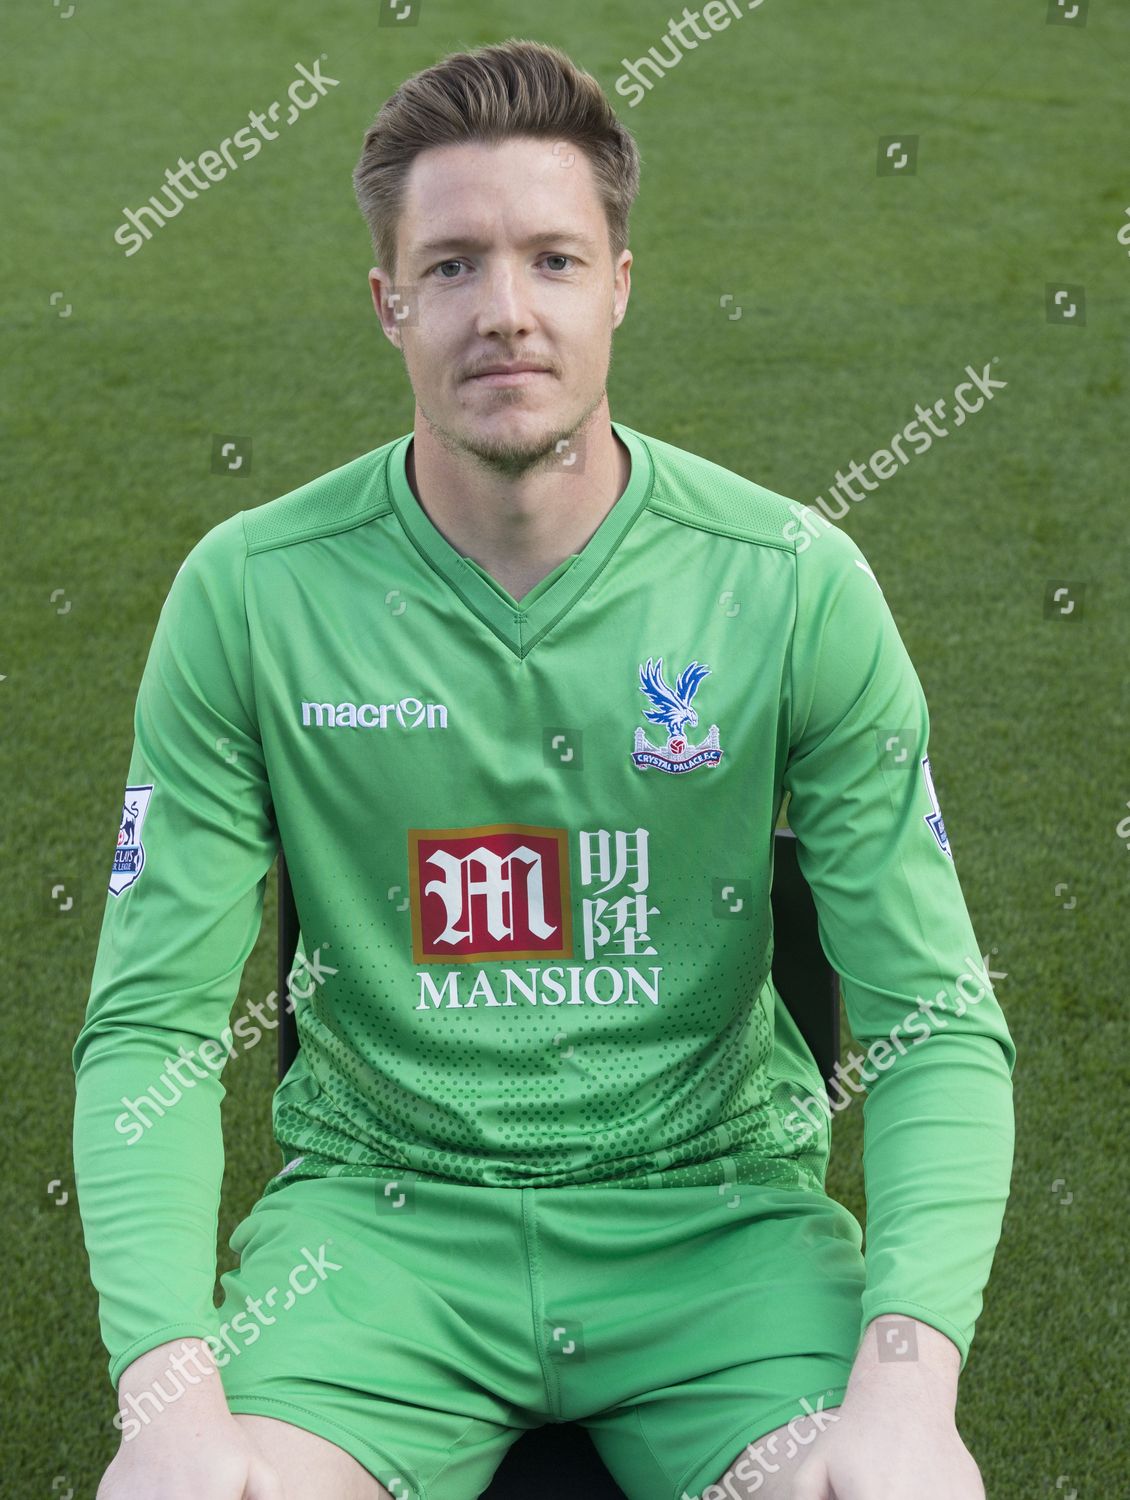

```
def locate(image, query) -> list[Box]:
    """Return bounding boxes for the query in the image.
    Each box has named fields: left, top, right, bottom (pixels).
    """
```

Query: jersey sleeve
left=781, top=520, right=1016, bottom=1374
left=71, top=512, right=279, bottom=1391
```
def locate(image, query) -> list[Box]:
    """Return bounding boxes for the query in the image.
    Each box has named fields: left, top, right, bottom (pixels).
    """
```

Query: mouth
left=466, top=367, right=553, bottom=386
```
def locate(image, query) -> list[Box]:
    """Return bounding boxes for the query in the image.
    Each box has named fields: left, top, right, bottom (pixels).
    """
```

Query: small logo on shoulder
left=631, top=657, right=723, bottom=774
left=110, top=784, right=154, bottom=895
left=920, top=756, right=952, bottom=858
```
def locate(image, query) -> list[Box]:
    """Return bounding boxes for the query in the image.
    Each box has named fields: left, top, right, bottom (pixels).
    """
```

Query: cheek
left=561, top=313, right=604, bottom=356
left=405, top=332, right=446, bottom=383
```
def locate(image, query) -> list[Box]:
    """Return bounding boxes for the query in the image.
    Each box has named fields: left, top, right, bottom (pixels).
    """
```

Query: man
left=75, top=38, right=1015, bottom=1500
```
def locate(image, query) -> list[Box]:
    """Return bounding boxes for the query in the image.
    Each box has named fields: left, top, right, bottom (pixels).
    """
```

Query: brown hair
left=352, top=38, right=641, bottom=282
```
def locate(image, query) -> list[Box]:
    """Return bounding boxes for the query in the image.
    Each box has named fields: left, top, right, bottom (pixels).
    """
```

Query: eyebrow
left=411, top=230, right=598, bottom=259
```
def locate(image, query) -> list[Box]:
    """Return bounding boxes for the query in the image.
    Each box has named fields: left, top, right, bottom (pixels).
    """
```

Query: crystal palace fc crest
left=630, top=657, right=724, bottom=774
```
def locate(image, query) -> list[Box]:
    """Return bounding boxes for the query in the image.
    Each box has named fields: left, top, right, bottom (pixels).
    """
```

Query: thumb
left=243, top=1453, right=288, bottom=1500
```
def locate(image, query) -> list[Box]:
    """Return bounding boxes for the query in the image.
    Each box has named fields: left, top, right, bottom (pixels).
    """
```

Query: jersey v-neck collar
left=461, top=549, right=579, bottom=610
left=385, top=421, right=654, bottom=659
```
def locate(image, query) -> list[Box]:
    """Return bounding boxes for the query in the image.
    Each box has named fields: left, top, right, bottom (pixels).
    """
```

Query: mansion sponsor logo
left=409, top=824, right=663, bottom=1008
left=415, top=963, right=663, bottom=1009
left=300, top=696, right=448, bottom=729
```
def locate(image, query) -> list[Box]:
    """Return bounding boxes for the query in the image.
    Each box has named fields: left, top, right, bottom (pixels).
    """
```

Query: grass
left=2, top=0, right=1127, bottom=1494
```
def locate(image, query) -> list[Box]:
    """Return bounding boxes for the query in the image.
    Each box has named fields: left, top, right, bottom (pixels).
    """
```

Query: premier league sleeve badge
left=110, top=783, right=155, bottom=895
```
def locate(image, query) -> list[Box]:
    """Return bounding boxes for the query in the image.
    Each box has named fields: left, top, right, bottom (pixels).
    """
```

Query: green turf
left=3, top=0, right=1128, bottom=1493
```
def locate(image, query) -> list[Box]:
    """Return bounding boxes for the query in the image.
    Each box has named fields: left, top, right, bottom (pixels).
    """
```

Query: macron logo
left=301, top=697, right=449, bottom=730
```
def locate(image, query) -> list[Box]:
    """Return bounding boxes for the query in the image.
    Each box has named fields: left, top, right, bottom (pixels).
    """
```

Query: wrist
left=117, top=1336, right=227, bottom=1408
left=846, top=1315, right=961, bottom=1414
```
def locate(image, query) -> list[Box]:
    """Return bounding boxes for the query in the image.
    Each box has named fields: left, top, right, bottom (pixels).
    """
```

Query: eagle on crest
left=637, top=657, right=711, bottom=738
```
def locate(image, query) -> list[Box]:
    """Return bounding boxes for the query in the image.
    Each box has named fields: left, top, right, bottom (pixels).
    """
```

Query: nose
left=472, top=257, right=536, bottom=342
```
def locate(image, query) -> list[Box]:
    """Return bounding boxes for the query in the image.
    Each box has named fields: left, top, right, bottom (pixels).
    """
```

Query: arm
left=850, top=1314, right=959, bottom=1406
left=780, top=523, right=1014, bottom=1496
left=72, top=512, right=279, bottom=1393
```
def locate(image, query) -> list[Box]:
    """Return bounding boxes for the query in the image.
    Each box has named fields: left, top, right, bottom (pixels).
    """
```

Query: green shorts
left=216, top=1173, right=866, bottom=1500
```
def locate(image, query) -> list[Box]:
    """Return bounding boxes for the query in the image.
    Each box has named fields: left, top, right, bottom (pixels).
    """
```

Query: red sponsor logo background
left=408, top=824, right=573, bottom=964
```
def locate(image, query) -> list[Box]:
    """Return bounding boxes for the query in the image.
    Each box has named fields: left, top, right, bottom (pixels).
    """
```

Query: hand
left=96, top=1411, right=286, bottom=1499
left=790, top=1383, right=985, bottom=1499
left=98, top=1338, right=285, bottom=1499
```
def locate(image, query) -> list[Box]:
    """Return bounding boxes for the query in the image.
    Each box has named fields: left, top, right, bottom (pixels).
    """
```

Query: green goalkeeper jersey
left=72, top=421, right=1015, bottom=1389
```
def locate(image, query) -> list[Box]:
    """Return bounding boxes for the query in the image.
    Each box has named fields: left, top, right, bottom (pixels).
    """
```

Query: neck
left=404, top=402, right=631, bottom=600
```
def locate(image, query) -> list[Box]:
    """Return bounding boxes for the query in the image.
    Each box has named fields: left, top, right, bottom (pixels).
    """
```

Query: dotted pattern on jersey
left=243, top=444, right=396, bottom=555
left=245, top=425, right=834, bottom=1201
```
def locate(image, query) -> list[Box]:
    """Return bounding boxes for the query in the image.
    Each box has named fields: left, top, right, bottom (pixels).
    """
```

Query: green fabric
left=460, top=550, right=579, bottom=609
left=73, top=421, right=1015, bottom=1389
left=211, top=1174, right=866, bottom=1499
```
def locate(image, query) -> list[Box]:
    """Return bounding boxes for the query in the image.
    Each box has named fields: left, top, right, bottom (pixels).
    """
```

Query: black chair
left=274, top=826, right=840, bottom=1499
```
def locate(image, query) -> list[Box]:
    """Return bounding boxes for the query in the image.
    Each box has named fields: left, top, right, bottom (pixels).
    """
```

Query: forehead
left=399, top=136, right=604, bottom=240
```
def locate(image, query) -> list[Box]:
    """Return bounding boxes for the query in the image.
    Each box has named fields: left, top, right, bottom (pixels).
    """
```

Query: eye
left=427, top=254, right=576, bottom=279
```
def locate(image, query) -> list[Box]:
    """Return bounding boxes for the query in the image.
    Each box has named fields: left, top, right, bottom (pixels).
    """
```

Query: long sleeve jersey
left=72, top=421, right=1016, bottom=1390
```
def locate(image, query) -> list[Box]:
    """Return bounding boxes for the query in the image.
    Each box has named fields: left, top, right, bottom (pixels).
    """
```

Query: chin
left=460, top=412, right=576, bottom=471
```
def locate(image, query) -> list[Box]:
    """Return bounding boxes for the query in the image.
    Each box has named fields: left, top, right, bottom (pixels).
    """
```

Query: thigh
left=215, top=1173, right=545, bottom=1500
left=541, top=1181, right=865, bottom=1500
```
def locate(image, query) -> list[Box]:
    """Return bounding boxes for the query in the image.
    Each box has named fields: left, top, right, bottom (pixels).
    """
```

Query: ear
left=368, top=266, right=414, bottom=347
left=612, top=248, right=632, bottom=330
